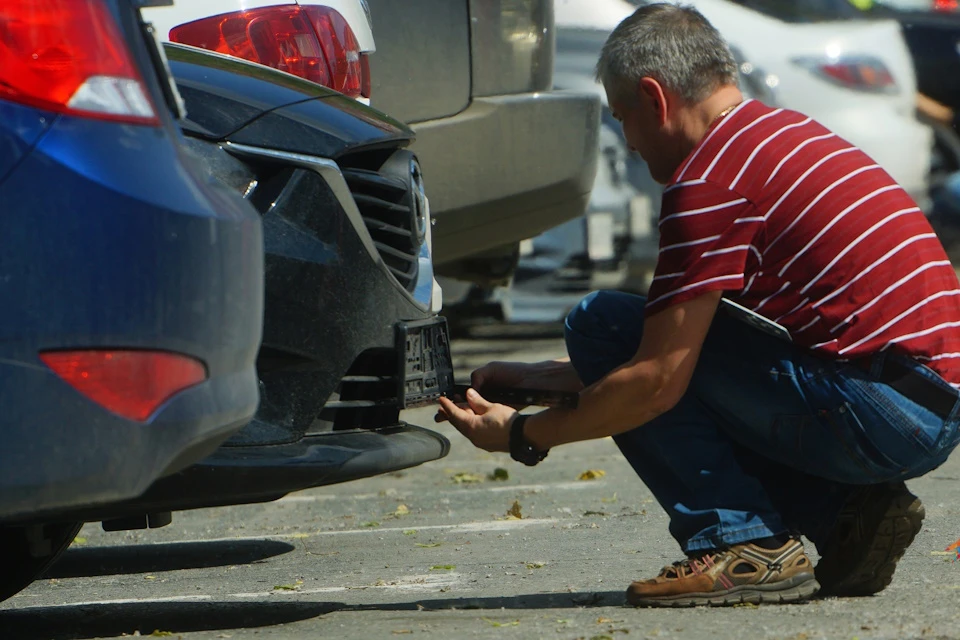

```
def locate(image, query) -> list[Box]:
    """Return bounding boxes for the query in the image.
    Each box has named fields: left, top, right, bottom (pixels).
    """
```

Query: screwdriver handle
left=449, top=384, right=579, bottom=409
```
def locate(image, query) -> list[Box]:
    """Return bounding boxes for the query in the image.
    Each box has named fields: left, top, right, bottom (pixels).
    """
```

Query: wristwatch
left=509, top=413, right=549, bottom=467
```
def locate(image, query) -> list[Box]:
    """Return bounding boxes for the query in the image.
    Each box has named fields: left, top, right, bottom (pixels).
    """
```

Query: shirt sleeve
left=645, top=181, right=762, bottom=317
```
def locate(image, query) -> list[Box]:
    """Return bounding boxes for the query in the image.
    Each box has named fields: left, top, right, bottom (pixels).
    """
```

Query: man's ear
left=638, top=77, right=669, bottom=127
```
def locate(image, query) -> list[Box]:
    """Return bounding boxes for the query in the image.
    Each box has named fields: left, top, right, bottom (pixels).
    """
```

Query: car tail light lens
left=170, top=5, right=367, bottom=99
left=0, top=0, right=158, bottom=124
left=934, top=0, right=958, bottom=11
left=793, top=55, right=898, bottom=94
left=40, top=350, right=207, bottom=422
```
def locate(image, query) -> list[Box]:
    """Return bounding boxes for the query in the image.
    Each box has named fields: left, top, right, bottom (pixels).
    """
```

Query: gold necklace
left=712, top=103, right=740, bottom=124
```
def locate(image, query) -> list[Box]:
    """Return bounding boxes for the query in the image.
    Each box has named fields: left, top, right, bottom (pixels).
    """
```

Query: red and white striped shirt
left=647, top=99, right=960, bottom=386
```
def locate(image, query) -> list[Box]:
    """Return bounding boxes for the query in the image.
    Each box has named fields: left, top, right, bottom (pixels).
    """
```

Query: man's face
left=605, top=82, right=675, bottom=185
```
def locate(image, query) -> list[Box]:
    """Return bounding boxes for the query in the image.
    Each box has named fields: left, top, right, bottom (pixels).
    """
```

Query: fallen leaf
left=483, top=618, right=520, bottom=628
left=589, top=635, right=614, bottom=640
left=288, top=533, right=311, bottom=539
left=578, top=469, right=606, bottom=481
left=361, top=521, right=381, bottom=528
left=273, top=579, right=304, bottom=591
left=416, top=604, right=425, bottom=611
left=452, top=472, right=485, bottom=484
left=525, top=562, right=546, bottom=569
left=149, top=631, right=174, bottom=637
left=488, top=467, right=510, bottom=481
left=505, top=500, right=523, bottom=520
left=600, top=493, right=618, bottom=504
left=597, top=617, right=613, bottom=624
left=144, top=575, right=156, bottom=581
left=430, top=565, right=455, bottom=571
left=416, top=543, right=442, bottom=548
left=393, top=504, right=410, bottom=516
left=556, top=619, right=570, bottom=624
left=402, top=529, right=418, bottom=536
left=72, top=537, right=87, bottom=545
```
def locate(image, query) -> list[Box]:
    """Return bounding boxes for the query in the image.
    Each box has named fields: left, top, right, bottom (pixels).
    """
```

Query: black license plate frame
left=397, top=317, right=455, bottom=409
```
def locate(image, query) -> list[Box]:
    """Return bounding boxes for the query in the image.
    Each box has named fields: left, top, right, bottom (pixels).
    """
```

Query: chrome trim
left=223, top=142, right=432, bottom=309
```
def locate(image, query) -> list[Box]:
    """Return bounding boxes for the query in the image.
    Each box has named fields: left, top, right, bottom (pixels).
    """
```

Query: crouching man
left=437, top=3, right=960, bottom=607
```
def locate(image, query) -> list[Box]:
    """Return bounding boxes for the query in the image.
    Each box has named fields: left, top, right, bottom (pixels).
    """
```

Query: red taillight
left=934, top=0, right=958, bottom=11
left=170, top=5, right=367, bottom=99
left=0, top=0, right=158, bottom=124
left=793, top=55, right=897, bottom=94
left=40, top=350, right=207, bottom=422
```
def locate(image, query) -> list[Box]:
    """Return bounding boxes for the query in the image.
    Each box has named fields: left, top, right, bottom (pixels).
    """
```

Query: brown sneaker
left=626, top=538, right=819, bottom=607
left=816, top=481, right=925, bottom=597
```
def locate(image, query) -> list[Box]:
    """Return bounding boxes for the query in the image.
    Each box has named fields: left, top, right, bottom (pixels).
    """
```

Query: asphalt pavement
left=1, top=323, right=959, bottom=640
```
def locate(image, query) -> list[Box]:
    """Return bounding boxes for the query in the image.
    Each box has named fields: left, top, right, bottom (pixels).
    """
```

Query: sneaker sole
left=627, top=574, right=820, bottom=608
left=818, top=488, right=925, bottom=597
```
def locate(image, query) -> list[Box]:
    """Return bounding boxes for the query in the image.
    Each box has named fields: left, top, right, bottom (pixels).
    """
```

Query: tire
left=0, top=521, right=83, bottom=603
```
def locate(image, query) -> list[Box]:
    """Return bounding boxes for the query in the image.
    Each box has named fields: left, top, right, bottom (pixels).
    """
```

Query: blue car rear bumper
left=0, top=109, right=263, bottom=522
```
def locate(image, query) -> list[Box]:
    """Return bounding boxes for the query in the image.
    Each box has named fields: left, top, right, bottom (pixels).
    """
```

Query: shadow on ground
left=0, top=591, right=625, bottom=639
left=43, top=539, right=297, bottom=578
left=0, top=600, right=336, bottom=640
left=354, top=590, right=626, bottom=611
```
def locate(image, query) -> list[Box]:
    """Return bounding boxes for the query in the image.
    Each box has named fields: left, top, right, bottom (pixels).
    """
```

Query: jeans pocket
left=847, top=376, right=945, bottom=454
left=820, top=402, right=905, bottom=482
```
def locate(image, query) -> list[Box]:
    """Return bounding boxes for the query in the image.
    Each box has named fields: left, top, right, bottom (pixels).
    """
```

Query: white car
left=555, top=0, right=934, bottom=209
left=142, top=0, right=375, bottom=102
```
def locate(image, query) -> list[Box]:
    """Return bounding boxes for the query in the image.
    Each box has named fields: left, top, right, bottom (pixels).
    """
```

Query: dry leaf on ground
left=488, top=467, right=510, bottom=481
left=273, top=579, right=304, bottom=591
left=578, top=469, right=606, bottom=481
left=451, top=472, right=485, bottom=484
left=505, top=500, right=523, bottom=519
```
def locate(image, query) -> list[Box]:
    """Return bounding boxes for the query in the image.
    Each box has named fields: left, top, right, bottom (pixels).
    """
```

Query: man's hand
left=436, top=388, right=516, bottom=453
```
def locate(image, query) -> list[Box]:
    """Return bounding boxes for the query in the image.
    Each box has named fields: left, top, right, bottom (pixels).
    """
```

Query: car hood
left=166, top=43, right=413, bottom=155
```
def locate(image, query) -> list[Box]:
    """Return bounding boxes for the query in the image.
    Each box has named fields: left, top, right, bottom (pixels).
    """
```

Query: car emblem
left=410, top=159, right=428, bottom=245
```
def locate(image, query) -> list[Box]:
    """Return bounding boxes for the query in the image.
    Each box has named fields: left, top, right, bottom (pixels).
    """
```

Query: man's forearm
left=520, top=358, right=584, bottom=392
left=522, top=358, right=678, bottom=450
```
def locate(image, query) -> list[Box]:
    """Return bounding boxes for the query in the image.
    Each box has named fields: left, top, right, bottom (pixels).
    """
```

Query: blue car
left=0, top=0, right=263, bottom=601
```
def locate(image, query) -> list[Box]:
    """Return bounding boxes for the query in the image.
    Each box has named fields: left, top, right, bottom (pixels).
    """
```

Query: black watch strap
left=509, top=413, right=549, bottom=467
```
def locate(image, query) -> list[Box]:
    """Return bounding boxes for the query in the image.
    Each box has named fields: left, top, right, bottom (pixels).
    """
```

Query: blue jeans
left=564, top=291, right=960, bottom=554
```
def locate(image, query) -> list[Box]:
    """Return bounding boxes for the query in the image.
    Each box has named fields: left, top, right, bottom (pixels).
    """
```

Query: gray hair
left=596, top=3, right=739, bottom=104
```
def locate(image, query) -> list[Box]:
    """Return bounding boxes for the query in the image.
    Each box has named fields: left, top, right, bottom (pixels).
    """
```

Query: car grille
left=340, top=151, right=426, bottom=293
left=308, top=349, right=401, bottom=433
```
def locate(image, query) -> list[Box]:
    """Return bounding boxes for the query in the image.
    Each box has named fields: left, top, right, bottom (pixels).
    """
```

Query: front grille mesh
left=309, top=349, right=400, bottom=433
left=341, top=167, right=419, bottom=292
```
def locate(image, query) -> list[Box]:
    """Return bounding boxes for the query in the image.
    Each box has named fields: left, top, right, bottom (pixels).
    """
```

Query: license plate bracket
left=397, top=318, right=454, bottom=409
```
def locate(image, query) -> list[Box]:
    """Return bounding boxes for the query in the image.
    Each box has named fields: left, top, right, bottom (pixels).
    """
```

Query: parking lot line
left=276, top=481, right=599, bottom=504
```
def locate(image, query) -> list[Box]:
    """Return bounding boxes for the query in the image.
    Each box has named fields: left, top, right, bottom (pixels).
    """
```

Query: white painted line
left=66, top=517, right=558, bottom=551
left=276, top=481, right=599, bottom=503
left=483, top=482, right=596, bottom=493
left=303, top=517, right=556, bottom=536
left=15, top=576, right=459, bottom=610
left=17, top=594, right=212, bottom=608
